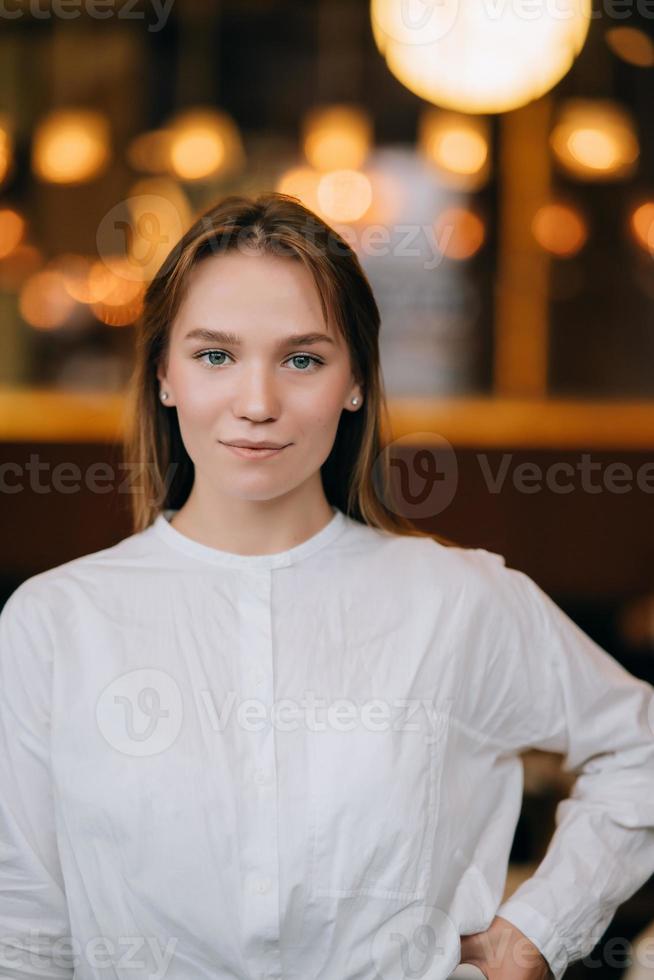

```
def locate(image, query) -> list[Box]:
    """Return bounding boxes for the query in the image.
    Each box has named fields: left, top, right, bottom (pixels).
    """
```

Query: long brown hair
left=122, top=191, right=458, bottom=546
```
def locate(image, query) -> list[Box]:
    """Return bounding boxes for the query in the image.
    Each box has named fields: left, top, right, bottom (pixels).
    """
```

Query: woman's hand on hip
left=459, top=915, right=554, bottom=980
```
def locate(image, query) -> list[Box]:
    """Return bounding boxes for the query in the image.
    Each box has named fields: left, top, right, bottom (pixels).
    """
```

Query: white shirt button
left=253, top=876, right=271, bottom=894
left=254, top=768, right=268, bottom=785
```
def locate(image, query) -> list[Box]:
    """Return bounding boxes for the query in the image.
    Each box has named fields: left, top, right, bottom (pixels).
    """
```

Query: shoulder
left=0, top=523, right=154, bottom=623
left=353, top=520, right=509, bottom=584
left=355, top=523, right=545, bottom=619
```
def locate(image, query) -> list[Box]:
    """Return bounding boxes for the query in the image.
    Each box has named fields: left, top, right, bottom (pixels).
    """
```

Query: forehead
left=175, top=250, right=331, bottom=333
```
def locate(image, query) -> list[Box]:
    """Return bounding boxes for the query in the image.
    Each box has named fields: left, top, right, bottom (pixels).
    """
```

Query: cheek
left=294, top=374, right=349, bottom=418
left=291, top=393, right=346, bottom=440
left=174, top=368, right=227, bottom=422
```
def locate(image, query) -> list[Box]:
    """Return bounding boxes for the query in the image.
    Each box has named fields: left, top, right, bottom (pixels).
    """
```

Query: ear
left=156, top=352, right=171, bottom=389
left=346, top=388, right=363, bottom=411
left=155, top=359, right=175, bottom=406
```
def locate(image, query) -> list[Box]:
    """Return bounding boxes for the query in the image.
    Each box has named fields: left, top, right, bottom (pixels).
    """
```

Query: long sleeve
left=0, top=583, right=74, bottom=980
left=474, top=555, right=654, bottom=980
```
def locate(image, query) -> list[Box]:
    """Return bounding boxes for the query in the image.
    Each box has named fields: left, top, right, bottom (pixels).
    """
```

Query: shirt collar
left=151, top=504, right=347, bottom=569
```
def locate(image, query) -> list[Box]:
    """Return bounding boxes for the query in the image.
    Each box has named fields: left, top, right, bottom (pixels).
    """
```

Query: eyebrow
left=183, top=328, right=336, bottom=347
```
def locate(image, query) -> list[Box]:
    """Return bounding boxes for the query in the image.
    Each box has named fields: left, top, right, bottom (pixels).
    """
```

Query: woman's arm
left=472, top=554, right=654, bottom=980
left=0, top=582, right=75, bottom=980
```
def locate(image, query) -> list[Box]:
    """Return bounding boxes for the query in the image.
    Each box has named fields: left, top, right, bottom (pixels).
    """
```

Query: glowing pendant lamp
left=371, top=0, right=592, bottom=114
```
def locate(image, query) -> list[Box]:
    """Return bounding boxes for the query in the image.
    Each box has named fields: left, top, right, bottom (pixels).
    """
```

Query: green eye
left=193, top=350, right=231, bottom=368
left=288, top=354, right=322, bottom=371
left=192, top=350, right=324, bottom=371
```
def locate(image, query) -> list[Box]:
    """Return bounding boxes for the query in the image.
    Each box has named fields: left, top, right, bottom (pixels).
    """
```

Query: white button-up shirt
left=1, top=505, right=654, bottom=980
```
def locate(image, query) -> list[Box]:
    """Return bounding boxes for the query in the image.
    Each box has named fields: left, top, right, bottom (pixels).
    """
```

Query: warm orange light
left=317, top=170, right=373, bottom=223
left=0, top=114, right=14, bottom=187
left=303, top=105, right=372, bottom=171
left=275, top=166, right=322, bottom=213
left=568, top=129, right=621, bottom=170
left=87, top=256, right=145, bottom=307
left=91, top=294, right=144, bottom=327
left=116, top=179, right=192, bottom=283
left=171, top=129, right=224, bottom=179
left=19, top=270, right=77, bottom=329
left=531, top=203, right=588, bottom=257
left=437, top=130, right=487, bottom=175
left=434, top=207, right=485, bottom=260
left=551, top=99, right=639, bottom=180
left=0, top=209, right=25, bottom=259
left=32, top=109, right=111, bottom=184
left=606, top=27, right=654, bottom=68
left=86, top=255, right=145, bottom=326
left=418, top=109, right=490, bottom=189
left=371, top=0, right=591, bottom=113
left=166, top=108, right=245, bottom=181
left=48, top=254, right=97, bottom=303
left=630, top=202, right=654, bottom=255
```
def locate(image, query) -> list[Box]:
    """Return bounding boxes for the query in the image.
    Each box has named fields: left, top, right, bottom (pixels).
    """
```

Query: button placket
left=237, top=568, right=283, bottom=980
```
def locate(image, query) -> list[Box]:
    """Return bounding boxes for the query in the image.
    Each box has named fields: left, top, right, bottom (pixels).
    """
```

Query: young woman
left=1, top=192, right=653, bottom=980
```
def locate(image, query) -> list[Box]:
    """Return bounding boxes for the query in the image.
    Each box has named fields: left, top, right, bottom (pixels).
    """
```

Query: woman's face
left=157, top=248, right=362, bottom=503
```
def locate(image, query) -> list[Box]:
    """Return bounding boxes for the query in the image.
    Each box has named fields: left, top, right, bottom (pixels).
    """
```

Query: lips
left=220, top=442, right=289, bottom=460
left=224, top=442, right=286, bottom=449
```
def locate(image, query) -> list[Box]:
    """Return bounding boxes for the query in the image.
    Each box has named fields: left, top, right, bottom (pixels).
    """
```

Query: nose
left=231, top=364, right=281, bottom=423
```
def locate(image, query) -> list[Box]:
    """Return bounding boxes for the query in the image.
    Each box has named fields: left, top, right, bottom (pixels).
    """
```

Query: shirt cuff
left=495, top=897, right=570, bottom=980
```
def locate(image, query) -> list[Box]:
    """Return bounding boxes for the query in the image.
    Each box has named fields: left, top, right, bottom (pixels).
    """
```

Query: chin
left=221, top=481, right=296, bottom=503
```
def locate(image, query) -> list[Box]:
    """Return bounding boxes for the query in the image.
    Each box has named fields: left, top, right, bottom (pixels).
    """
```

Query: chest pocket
left=306, top=701, right=451, bottom=901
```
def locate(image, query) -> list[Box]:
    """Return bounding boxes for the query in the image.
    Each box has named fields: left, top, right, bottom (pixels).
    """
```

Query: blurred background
left=1, top=0, right=654, bottom=975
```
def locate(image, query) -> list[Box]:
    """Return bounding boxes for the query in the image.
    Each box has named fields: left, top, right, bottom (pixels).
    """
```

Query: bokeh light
left=303, top=104, right=372, bottom=171
left=166, top=108, right=245, bottom=182
left=48, top=254, right=97, bottom=303
left=0, top=209, right=25, bottom=259
left=605, top=27, right=654, bottom=68
left=0, top=114, right=14, bottom=187
left=32, top=109, right=111, bottom=184
left=418, top=109, right=490, bottom=190
left=370, top=0, right=591, bottom=113
left=276, top=166, right=322, bottom=212
left=317, top=169, right=373, bottom=222
left=551, top=99, right=639, bottom=180
left=532, top=203, right=588, bottom=257
left=19, top=269, right=78, bottom=329
left=124, top=179, right=192, bottom=281
left=434, top=207, right=486, bottom=260
left=630, top=202, right=654, bottom=255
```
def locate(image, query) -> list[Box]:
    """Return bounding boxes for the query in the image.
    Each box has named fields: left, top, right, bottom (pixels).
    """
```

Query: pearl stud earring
left=351, top=397, right=359, bottom=406
left=160, top=391, right=169, bottom=402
